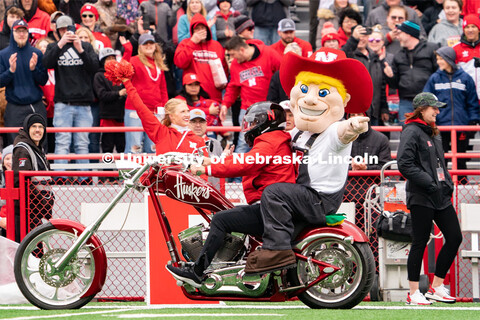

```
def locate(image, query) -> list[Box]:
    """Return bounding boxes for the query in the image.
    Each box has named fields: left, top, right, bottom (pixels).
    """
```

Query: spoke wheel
left=289, top=238, right=375, bottom=309
left=14, top=223, right=97, bottom=309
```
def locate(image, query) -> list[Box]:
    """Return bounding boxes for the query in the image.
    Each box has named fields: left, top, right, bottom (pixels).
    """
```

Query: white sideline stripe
left=2, top=309, right=132, bottom=320
left=114, top=313, right=284, bottom=318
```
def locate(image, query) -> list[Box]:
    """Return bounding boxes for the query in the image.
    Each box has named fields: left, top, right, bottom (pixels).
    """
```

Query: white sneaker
left=406, top=290, right=433, bottom=305
left=424, top=284, right=456, bottom=303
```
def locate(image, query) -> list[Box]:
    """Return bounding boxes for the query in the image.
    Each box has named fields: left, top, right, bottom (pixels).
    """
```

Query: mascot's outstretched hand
left=338, top=116, right=370, bottom=144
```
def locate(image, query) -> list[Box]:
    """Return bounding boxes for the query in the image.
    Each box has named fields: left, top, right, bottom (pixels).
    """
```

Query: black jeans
left=194, top=204, right=263, bottom=274
left=407, top=205, right=462, bottom=282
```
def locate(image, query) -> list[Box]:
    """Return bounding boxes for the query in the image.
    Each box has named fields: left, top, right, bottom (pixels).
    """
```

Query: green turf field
left=1, top=301, right=480, bottom=320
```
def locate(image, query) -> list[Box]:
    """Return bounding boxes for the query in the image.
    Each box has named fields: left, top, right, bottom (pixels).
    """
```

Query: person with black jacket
left=383, top=20, right=438, bottom=122
left=397, top=92, right=462, bottom=306
left=42, top=15, right=99, bottom=183
left=93, top=48, right=126, bottom=154
left=12, top=113, right=52, bottom=242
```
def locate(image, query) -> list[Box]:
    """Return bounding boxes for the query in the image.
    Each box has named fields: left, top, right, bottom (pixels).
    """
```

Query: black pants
left=194, top=204, right=263, bottom=274
left=309, top=0, right=320, bottom=50
left=4, top=101, right=47, bottom=146
left=101, top=132, right=125, bottom=153
left=407, top=205, right=462, bottom=282
left=260, top=183, right=343, bottom=250
left=441, top=131, right=471, bottom=172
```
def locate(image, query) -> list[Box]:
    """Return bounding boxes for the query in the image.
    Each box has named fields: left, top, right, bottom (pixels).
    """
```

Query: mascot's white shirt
left=290, top=121, right=352, bottom=194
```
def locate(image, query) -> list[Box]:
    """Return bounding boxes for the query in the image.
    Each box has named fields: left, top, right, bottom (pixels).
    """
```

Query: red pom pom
left=104, top=59, right=135, bottom=86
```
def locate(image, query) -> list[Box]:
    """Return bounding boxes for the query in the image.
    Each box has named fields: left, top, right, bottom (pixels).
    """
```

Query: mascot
left=245, top=48, right=374, bottom=274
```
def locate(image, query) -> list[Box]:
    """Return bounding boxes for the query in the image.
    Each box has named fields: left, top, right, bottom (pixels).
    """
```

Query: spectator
left=397, top=92, right=462, bottom=305
left=246, top=0, right=290, bottom=45
left=95, top=0, right=120, bottom=48
left=0, top=20, right=48, bottom=145
left=421, top=0, right=445, bottom=35
left=120, top=17, right=177, bottom=98
left=57, top=0, right=90, bottom=24
left=177, top=0, right=217, bottom=44
left=424, top=46, right=479, bottom=183
left=13, top=113, right=53, bottom=242
left=365, top=0, right=426, bottom=39
left=337, top=7, right=362, bottom=48
left=214, top=0, right=239, bottom=47
left=383, top=5, right=408, bottom=55
left=76, top=26, right=97, bottom=52
left=383, top=20, right=438, bottom=122
left=315, top=0, right=356, bottom=49
left=42, top=15, right=99, bottom=183
left=453, top=14, right=480, bottom=100
left=175, top=72, right=221, bottom=137
left=279, top=99, right=294, bottom=131
left=220, top=36, right=281, bottom=153
left=321, top=32, right=341, bottom=49
left=234, top=14, right=258, bottom=42
left=267, top=42, right=302, bottom=103
left=309, top=0, right=320, bottom=50
left=35, top=38, right=55, bottom=154
left=428, top=0, right=463, bottom=48
left=47, top=11, right=64, bottom=43
left=0, top=144, right=13, bottom=232
left=18, top=0, right=50, bottom=45
left=174, top=13, right=228, bottom=104
left=342, top=25, right=389, bottom=125
left=124, top=33, right=168, bottom=154
left=367, top=26, right=394, bottom=66
left=94, top=48, right=126, bottom=154
left=0, top=5, right=25, bottom=51
left=80, top=4, right=113, bottom=51
left=271, top=18, right=312, bottom=57
left=139, top=0, right=182, bottom=42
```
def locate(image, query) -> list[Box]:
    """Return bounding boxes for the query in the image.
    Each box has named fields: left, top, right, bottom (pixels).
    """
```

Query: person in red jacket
left=18, top=0, right=50, bottom=45
left=270, top=18, right=312, bottom=58
left=166, top=101, right=296, bottom=287
left=79, top=4, right=112, bottom=50
left=174, top=13, right=228, bottom=103
left=220, top=35, right=281, bottom=153
left=124, top=33, right=169, bottom=154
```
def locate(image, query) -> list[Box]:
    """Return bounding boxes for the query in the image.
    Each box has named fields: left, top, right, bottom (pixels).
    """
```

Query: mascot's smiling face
left=290, top=72, right=351, bottom=133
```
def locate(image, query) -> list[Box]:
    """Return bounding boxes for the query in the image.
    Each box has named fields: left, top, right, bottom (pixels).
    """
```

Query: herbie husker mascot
left=245, top=48, right=374, bottom=274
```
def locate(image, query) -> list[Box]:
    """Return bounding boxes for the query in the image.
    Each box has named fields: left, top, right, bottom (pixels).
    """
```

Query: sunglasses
left=368, top=38, right=382, bottom=43
left=389, top=16, right=405, bottom=21
left=82, top=14, right=95, bottom=18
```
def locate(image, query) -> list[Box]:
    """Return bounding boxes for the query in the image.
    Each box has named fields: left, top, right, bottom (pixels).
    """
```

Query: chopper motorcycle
left=14, top=152, right=375, bottom=310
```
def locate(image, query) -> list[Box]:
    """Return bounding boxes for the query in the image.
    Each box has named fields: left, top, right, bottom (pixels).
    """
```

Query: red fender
left=295, top=221, right=369, bottom=243
left=50, top=219, right=107, bottom=298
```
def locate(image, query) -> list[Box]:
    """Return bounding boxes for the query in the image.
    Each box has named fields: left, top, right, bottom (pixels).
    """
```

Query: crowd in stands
left=0, top=0, right=479, bottom=177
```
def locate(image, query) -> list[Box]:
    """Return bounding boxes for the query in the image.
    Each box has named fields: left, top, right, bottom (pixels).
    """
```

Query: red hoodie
left=174, top=14, right=228, bottom=103
left=206, top=130, right=295, bottom=204
left=124, top=80, right=206, bottom=154
left=125, top=55, right=168, bottom=112
left=28, top=8, right=51, bottom=45
left=222, top=43, right=281, bottom=110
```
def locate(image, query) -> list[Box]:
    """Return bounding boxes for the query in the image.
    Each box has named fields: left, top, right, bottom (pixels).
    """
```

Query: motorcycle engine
left=178, top=224, right=246, bottom=263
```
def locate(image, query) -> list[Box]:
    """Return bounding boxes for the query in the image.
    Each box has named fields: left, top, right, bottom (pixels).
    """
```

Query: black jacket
left=388, top=40, right=439, bottom=101
left=12, top=129, right=50, bottom=187
left=421, top=1, right=444, bottom=35
left=350, top=126, right=391, bottom=170
left=267, top=70, right=288, bottom=103
left=397, top=121, right=453, bottom=210
left=342, top=36, right=388, bottom=121
left=42, top=41, right=99, bottom=105
left=93, top=67, right=126, bottom=122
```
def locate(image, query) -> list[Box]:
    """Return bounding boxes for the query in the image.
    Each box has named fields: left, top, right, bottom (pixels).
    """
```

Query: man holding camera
left=42, top=15, right=99, bottom=183
left=453, top=14, right=480, bottom=101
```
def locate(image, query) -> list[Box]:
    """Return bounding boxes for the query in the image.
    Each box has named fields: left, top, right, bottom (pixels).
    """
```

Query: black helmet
left=242, top=101, right=286, bottom=147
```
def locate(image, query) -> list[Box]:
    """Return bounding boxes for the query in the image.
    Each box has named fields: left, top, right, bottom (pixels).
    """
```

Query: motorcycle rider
left=166, top=101, right=296, bottom=287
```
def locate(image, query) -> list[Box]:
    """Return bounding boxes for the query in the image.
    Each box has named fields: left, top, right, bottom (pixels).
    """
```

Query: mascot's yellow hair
left=294, top=72, right=347, bottom=101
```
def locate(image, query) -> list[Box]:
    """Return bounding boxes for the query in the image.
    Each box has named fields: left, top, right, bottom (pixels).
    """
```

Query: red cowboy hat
left=280, top=48, right=373, bottom=113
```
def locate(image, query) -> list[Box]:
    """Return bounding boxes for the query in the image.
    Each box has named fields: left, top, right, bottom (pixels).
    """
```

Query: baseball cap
left=50, top=11, right=64, bottom=23
left=183, top=73, right=200, bottom=85
left=189, top=109, right=206, bottom=121
left=412, top=92, right=446, bottom=109
left=138, top=33, right=155, bottom=45
left=12, top=20, right=28, bottom=30
left=278, top=18, right=295, bottom=32
left=279, top=100, right=291, bottom=111
left=99, top=47, right=116, bottom=61
left=56, top=15, right=74, bottom=29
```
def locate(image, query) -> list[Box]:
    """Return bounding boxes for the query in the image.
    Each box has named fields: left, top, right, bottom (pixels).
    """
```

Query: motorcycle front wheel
left=14, top=223, right=97, bottom=309
left=289, top=238, right=375, bottom=309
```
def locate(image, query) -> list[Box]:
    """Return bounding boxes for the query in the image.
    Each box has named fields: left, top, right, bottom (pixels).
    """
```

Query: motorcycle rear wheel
left=289, top=238, right=375, bottom=309
left=14, top=223, right=97, bottom=310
